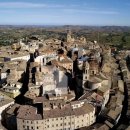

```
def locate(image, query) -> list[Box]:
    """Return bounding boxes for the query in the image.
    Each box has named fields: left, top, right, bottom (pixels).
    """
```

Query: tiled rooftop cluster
left=0, top=30, right=129, bottom=130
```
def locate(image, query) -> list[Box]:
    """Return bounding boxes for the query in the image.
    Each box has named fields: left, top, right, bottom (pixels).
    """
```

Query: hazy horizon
left=0, top=24, right=130, bottom=27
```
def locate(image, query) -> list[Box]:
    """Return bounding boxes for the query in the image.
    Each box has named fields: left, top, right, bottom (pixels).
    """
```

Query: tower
left=82, top=61, right=90, bottom=88
left=67, top=29, right=72, bottom=43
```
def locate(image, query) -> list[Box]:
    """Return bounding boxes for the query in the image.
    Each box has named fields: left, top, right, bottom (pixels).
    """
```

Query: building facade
left=16, top=101, right=95, bottom=130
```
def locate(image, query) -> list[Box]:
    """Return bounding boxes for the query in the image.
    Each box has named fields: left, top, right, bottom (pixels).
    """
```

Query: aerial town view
left=0, top=0, right=130, bottom=130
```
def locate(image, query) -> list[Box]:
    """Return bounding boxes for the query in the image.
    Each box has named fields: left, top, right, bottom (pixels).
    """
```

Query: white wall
left=11, top=55, right=30, bottom=61
left=1, top=73, right=7, bottom=80
left=55, top=70, right=68, bottom=88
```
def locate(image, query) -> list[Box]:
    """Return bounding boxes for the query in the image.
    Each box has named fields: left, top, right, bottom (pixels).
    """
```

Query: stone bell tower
left=67, top=29, right=72, bottom=43
left=82, top=61, right=90, bottom=88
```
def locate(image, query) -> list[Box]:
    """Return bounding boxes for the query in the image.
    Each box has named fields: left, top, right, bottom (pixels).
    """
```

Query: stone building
left=0, top=60, right=26, bottom=98
left=67, top=30, right=75, bottom=43
left=1, top=82, right=22, bottom=98
left=52, top=56, right=73, bottom=72
left=0, top=91, right=14, bottom=120
left=42, top=66, right=68, bottom=96
left=6, top=100, right=95, bottom=130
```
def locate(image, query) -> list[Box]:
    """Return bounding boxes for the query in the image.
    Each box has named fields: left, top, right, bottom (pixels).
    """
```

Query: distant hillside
left=0, top=25, right=130, bottom=49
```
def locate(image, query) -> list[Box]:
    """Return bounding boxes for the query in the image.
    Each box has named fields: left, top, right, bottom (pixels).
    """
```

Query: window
left=37, top=127, right=39, bottom=129
left=92, top=71, right=95, bottom=75
left=56, top=124, right=58, bottom=127
left=60, top=123, right=62, bottom=126
left=47, top=125, right=49, bottom=128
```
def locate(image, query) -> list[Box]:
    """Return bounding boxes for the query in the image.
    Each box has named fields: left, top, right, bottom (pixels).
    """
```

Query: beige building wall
left=43, top=117, right=74, bottom=130
left=74, top=113, right=95, bottom=129
left=17, top=110, right=95, bottom=130
left=17, top=119, right=44, bottom=130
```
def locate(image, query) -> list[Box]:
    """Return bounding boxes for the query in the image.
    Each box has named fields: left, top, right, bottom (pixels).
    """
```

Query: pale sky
left=0, top=0, right=130, bottom=26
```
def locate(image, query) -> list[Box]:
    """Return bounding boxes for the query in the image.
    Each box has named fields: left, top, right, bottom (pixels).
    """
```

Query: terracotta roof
left=17, top=105, right=42, bottom=120
left=13, top=101, right=95, bottom=120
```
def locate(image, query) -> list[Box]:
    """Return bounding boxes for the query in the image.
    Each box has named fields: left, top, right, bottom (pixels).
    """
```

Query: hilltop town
left=0, top=29, right=130, bottom=130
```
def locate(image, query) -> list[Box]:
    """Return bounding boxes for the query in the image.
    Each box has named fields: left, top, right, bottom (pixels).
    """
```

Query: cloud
left=23, top=14, right=62, bottom=18
left=0, top=2, right=63, bottom=8
left=63, top=9, right=119, bottom=15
